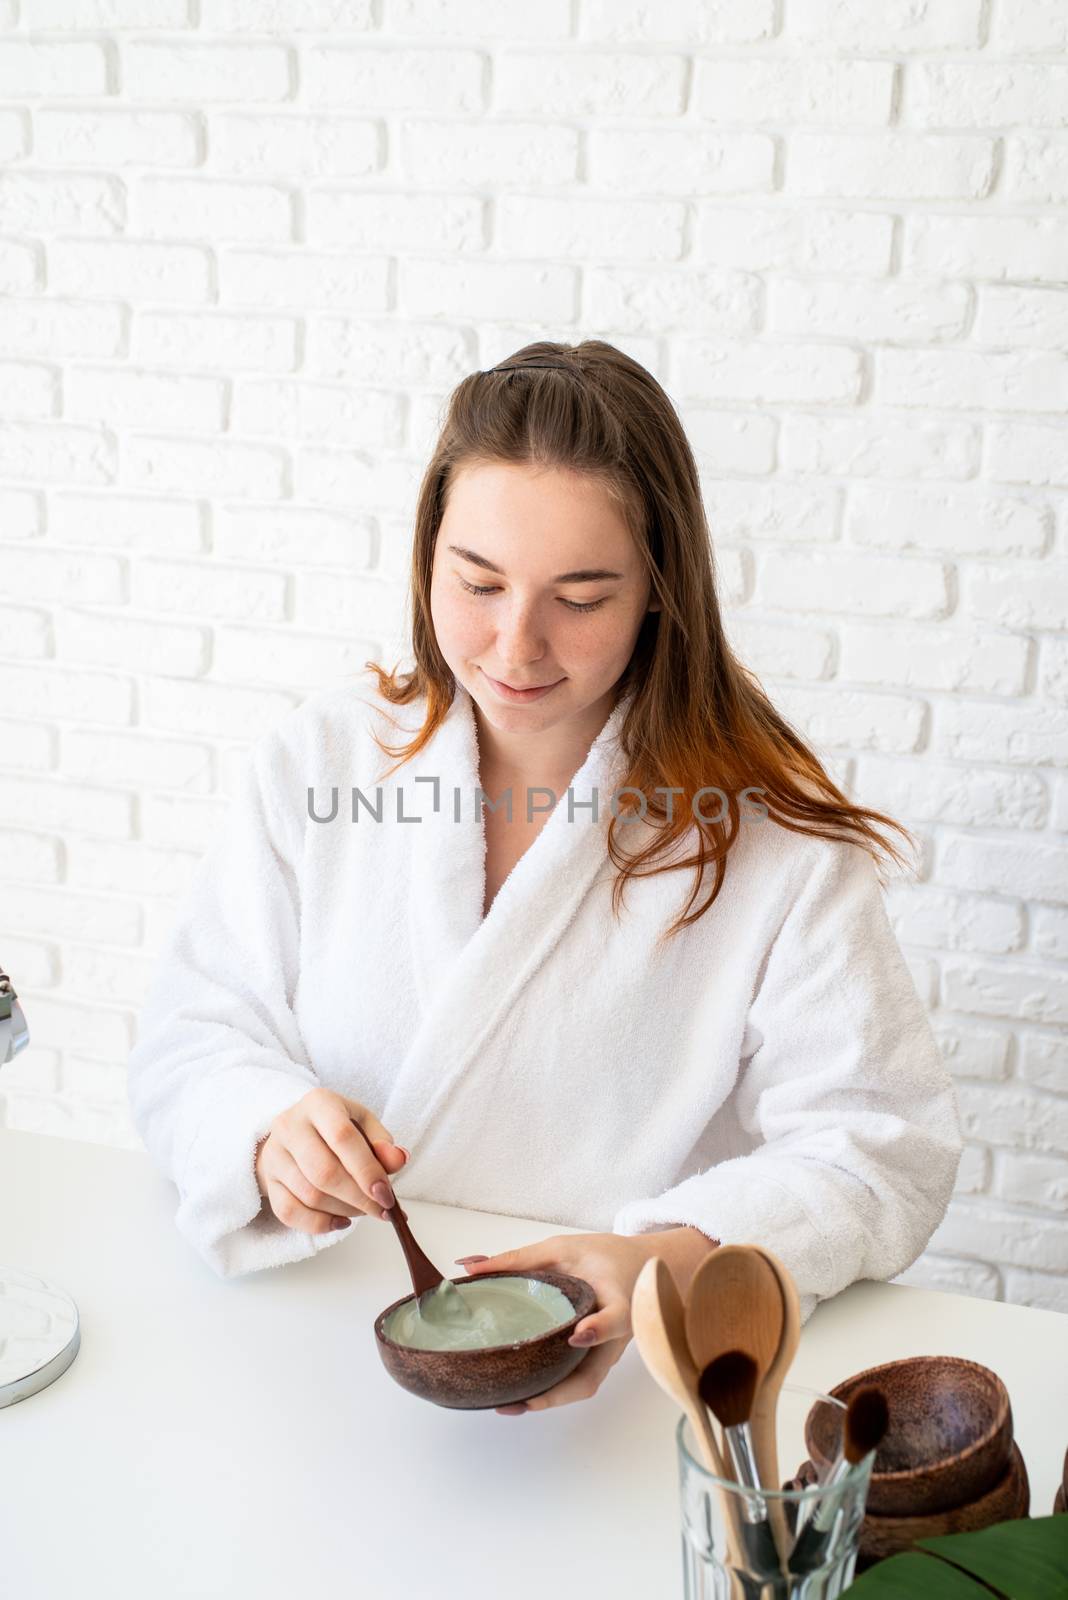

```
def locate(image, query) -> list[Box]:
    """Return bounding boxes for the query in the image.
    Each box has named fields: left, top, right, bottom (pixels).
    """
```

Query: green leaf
left=917, top=1517, right=1068, bottom=1600
left=844, top=1516, right=1068, bottom=1599
left=844, top=1551, right=996, bottom=1598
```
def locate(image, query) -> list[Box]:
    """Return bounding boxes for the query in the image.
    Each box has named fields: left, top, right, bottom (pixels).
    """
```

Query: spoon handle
left=388, top=1204, right=447, bottom=1298
left=347, top=1120, right=445, bottom=1298
left=750, top=1249, right=801, bottom=1571
left=689, top=1407, right=758, bottom=1600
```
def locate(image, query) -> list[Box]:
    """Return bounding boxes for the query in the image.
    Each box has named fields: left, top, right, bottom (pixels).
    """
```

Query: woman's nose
left=495, top=598, right=547, bottom=662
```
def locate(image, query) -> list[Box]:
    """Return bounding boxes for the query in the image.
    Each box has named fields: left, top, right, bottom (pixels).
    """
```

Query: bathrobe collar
left=385, top=679, right=635, bottom=1153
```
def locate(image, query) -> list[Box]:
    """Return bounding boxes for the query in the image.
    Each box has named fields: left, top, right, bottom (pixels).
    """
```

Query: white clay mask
left=385, top=1276, right=576, bottom=1352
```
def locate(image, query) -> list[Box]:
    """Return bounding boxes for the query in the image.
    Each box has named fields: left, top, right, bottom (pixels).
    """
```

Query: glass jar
left=677, top=1386, right=872, bottom=1599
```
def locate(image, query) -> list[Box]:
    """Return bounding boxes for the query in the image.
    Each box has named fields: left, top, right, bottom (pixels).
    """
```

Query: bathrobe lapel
left=383, top=682, right=634, bottom=1156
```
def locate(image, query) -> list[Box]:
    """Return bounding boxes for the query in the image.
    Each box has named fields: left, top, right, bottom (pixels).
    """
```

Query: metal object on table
left=0, top=965, right=30, bottom=1065
left=0, top=963, right=82, bottom=1408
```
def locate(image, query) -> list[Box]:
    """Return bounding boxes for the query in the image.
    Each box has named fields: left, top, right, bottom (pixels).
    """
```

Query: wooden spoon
left=632, top=1258, right=750, bottom=1597
left=685, top=1246, right=788, bottom=1574
left=348, top=1120, right=471, bottom=1318
left=747, top=1247, right=802, bottom=1564
left=633, top=1256, right=729, bottom=1475
left=684, top=1245, right=784, bottom=1420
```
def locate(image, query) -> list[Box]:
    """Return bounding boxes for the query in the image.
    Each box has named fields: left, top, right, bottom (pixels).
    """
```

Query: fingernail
left=371, top=1181, right=394, bottom=1208
left=397, top=1147, right=412, bottom=1163
left=454, top=1255, right=489, bottom=1266
left=569, top=1328, right=596, bottom=1346
left=330, top=1217, right=351, bottom=1231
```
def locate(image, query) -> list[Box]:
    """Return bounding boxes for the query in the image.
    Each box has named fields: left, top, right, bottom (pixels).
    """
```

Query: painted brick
left=933, top=1023, right=1012, bottom=1082
left=35, top=109, right=200, bottom=168
left=759, top=551, right=950, bottom=619
left=232, top=378, right=404, bottom=447
left=937, top=832, right=1068, bottom=904
left=934, top=702, right=1068, bottom=766
left=218, top=248, right=389, bottom=311
left=304, top=46, right=483, bottom=111
left=789, top=0, right=983, bottom=49
left=0, top=174, right=123, bottom=235
left=677, top=339, right=862, bottom=405
left=123, top=42, right=292, bottom=103
left=581, top=0, right=774, bottom=44
left=49, top=493, right=204, bottom=554
left=498, top=50, right=685, bottom=116
left=0, top=773, right=132, bottom=839
left=213, top=505, right=374, bottom=568
left=944, top=961, right=1068, bottom=1026
left=906, top=61, right=1068, bottom=128
left=696, top=59, right=893, bottom=125
left=782, top=414, right=979, bottom=478
left=846, top=486, right=1051, bottom=558
left=402, top=119, right=577, bottom=186
left=1019, top=1033, right=1068, bottom=1095
left=841, top=622, right=1028, bottom=695
left=1005, top=132, right=1068, bottom=204
left=0, top=718, right=55, bottom=772
left=788, top=133, right=994, bottom=200
left=55, top=609, right=209, bottom=677
left=887, top=886, right=1025, bottom=956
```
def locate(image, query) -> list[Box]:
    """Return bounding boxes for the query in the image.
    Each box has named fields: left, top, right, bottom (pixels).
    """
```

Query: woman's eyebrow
left=446, top=543, right=624, bottom=583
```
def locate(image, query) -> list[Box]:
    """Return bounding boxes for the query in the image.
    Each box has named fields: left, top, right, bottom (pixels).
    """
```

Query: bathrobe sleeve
left=126, top=715, right=348, bottom=1279
left=612, top=835, right=962, bottom=1323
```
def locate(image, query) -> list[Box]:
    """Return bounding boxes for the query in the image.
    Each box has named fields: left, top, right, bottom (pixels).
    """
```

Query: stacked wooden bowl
left=802, top=1356, right=1030, bottom=1568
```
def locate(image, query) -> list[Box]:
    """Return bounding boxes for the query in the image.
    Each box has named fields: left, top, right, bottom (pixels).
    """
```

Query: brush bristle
left=844, top=1386, right=889, bottom=1465
left=698, top=1349, right=759, bottom=1431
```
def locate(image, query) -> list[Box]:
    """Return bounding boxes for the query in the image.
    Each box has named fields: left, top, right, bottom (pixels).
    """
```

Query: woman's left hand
left=454, top=1231, right=648, bottom=1415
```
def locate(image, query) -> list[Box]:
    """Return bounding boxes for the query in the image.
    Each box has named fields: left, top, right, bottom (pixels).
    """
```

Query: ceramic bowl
left=806, top=1355, right=1013, bottom=1516
left=857, top=1442, right=1030, bottom=1566
left=374, top=1268, right=596, bottom=1410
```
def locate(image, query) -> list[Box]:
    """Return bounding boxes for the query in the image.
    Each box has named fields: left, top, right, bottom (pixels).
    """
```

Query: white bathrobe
left=126, top=679, right=961, bottom=1320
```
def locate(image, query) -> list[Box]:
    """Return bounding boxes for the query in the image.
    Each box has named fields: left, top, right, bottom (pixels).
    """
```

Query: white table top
left=1, top=1127, right=1064, bottom=1599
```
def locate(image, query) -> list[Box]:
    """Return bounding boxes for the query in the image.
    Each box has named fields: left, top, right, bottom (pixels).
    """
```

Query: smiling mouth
left=483, top=670, right=563, bottom=691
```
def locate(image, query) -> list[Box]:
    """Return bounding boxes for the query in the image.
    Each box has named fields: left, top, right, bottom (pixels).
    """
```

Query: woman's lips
left=481, top=670, right=564, bottom=702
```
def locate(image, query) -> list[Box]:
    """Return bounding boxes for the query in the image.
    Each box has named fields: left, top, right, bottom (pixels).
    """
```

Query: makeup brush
left=699, top=1350, right=785, bottom=1588
left=789, top=1386, right=889, bottom=1573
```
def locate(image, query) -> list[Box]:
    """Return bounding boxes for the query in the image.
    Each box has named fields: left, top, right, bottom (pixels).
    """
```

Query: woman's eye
left=456, top=576, right=605, bottom=614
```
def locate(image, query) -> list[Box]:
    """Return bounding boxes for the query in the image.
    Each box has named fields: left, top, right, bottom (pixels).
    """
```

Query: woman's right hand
left=254, top=1088, right=410, bottom=1235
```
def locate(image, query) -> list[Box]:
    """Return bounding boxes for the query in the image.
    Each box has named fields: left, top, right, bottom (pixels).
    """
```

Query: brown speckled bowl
left=790, top=1444, right=1030, bottom=1570
left=374, top=1269, right=597, bottom=1410
left=806, top=1356, right=1013, bottom=1516
left=857, top=1442, right=1029, bottom=1565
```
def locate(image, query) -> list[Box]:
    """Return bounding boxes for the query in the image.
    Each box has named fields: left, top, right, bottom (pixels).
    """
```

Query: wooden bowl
left=806, top=1356, right=1013, bottom=1515
left=858, top=1441, right=1030, bottom=1566
left=374, top=1269, right=596, bottom=1410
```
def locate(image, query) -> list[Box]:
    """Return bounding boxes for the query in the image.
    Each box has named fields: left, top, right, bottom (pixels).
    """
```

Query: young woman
left=127, top=340, right=961, bottom=1417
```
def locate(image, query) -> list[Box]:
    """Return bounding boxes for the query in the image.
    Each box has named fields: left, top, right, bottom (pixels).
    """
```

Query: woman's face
left=430, top=460, right=658, bottom=756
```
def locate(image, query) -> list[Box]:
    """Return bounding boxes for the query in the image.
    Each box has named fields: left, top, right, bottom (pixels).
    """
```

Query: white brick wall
left=0, top=1, right=1065, bottom=1312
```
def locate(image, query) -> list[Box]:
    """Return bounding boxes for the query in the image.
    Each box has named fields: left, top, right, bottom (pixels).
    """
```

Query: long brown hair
left=362, top=338, right=916, bottom=942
